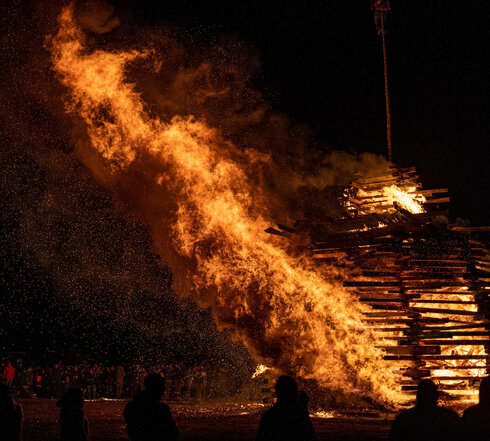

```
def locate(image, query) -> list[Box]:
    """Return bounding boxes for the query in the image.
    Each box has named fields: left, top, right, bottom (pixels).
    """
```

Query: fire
left=381, top=185, right=426, bottom=214
left=252, top=364, right=270, bottom=379
left=49, top=5, right=403, bottom=405
left=352, top=184, right=426, bottom=215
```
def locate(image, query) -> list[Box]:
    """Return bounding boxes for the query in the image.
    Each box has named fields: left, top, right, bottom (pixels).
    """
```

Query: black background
left=112, top=0, right=488, bottom=223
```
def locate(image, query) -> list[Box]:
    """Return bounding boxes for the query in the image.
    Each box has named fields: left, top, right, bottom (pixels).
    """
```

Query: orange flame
left=49, top=5, right=403, bottom=404
left=252, top=364, right=270, bottom=379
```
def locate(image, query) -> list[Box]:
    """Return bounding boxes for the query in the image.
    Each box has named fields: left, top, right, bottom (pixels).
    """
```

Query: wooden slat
left=400, top=340, right=488, bottom=346
left=384, top=355, right=489, bottom=360
left=411, top=307, right=477, bottom=316
left=424, top=197, right=450, bottom=204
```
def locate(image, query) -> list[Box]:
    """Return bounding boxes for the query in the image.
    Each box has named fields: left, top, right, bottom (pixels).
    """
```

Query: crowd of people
left=1, top=360, right=214, bottom=401
left=1, top=359, right=489, bottom=441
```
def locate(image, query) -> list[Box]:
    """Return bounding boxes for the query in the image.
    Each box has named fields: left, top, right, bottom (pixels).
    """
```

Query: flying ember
left=49, top=5, right=405, bottom=405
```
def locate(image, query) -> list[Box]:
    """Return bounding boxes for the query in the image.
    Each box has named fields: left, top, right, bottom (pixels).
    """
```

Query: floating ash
left=48, top=5, right=404, bottom=405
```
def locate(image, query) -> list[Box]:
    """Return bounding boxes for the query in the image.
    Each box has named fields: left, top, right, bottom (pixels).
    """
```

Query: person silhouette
left=56, top=387, right=91, bottom=441
left=462, top=376, right=490, bottom=441
left=256, top=375, right=316, bottom=441
left=388, top=379, right=461, bottom=441
left=0, top=384, right=23, bottom=441
left=124, top=373, right=179, bottom=441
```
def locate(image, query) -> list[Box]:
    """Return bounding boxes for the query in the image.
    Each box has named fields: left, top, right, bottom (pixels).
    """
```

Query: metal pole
left=380, top=10, right=393, bottom=162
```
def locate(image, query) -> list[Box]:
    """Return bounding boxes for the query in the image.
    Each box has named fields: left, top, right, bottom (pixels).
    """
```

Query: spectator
left=115, top=365, right=125, bottom=399
left=51, top=363, right=64, bottom=398
left=194, top=368, right=207, bottom=401
left=0, top=384, right=23, bottom=441
left=163, top=366, right=172, bottom=401
left=20, top=367, right=33, bottom=397
left=85, top=368, right=97, bottom=401
left=172, top=365, right=184, bottom=400
left=33, top=368, right=45, bottom=397
left=388, top=379, right=461, bottom=441
left=57, top=388, right=91, bottom=441
left=70, top=366, right=83, bottom=390
left=2, top=362, right=16, bottom=389
left=256, top=376, right=316, bottom=441
left=124, top=373, right=179, bottom=441
left=462, top=376, right=490, bottom=441
left=183, top=367, right=193, bottom=400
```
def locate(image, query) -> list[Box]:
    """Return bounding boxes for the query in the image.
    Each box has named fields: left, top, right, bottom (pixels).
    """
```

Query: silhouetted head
left=416, top=379, right=438, bottom=407
left=275, top=376, right=298, bottom=404
left=144, top=374, right=165, bottom=399
left=479, top=376, right=490, bottom=407
left=57, top=388, right=84, bottom=409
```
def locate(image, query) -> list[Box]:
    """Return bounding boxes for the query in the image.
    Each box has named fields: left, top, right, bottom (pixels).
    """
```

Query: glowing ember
left=251, top=364, right=270, bottom=379
left=355, top=185, right=426, bottom=215
left=49, top=5, right=403, bottom=405
left=381, top=185, right=426, bottom=214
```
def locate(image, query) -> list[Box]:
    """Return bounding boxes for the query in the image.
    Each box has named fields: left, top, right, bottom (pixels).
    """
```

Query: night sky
left=111, top=0, right=489, bottom=223
left=1, top=0, right=488, bottom=365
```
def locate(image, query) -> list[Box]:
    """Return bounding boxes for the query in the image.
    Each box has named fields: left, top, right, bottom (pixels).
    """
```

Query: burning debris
left=251, top=364, right=270, bottom=379
left=269, top=165, right=489, bottom=405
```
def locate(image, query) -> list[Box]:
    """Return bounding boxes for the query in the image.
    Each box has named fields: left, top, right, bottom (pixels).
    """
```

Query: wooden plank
left=449, top=226, right=490, bottom=232
left=400, top=340, right=489, bottom=346
left=384, top=355, right=489, bottom=360
left=416, top=331, right=490, bottom=338
left=424, top=197, right=450, bottom=204
left=363, top=311, right=409, bottom=317
left=419, top=189, right=449, bottom=196
left=411, top=307, right=477, bottom=316
left=423, top=366, right=490, bottom=370
left=409, top=300, right=477, bottom=305
left=276, top=224, right=297, bottom=234
left=365, top=318, right=449, bottom=324
left=380, top=345, right=441, bottom=355
left=345, top=281, right=400, bottom=287
left=421, top=324, right=488, bottom=331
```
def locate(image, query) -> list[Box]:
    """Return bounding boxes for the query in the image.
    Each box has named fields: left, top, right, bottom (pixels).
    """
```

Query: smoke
left=2, top=1, right=398, bottom=402
left=0, top=0, right=252, bottom=368
left=43, top=3, right=403, bottom=404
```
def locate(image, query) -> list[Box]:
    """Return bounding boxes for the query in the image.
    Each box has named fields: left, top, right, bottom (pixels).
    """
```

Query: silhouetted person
left=388, top=379, right=461, bottom=441
left=462, top=376, right=490, bottom=441
left=124, top=373, right=179, bottom=441
left=0, top=384, right=23, bottom=441
left=57, top=388, right=91, bottom=441
left=256, top=376, right=316, bottom=441
left=115, top=365, right=125, bottom=399
left=2, top=362, right=16, bottom=389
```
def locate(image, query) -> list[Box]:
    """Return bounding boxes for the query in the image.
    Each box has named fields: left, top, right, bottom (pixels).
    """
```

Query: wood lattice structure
left=268, top=165, right=490, bottom=403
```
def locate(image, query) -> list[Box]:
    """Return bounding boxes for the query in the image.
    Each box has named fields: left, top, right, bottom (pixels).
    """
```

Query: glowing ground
left=20, top=399, right=392, bottom=440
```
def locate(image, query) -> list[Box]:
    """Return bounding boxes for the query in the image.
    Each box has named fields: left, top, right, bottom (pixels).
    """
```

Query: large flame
left=49, top=5, right=402, bottom=404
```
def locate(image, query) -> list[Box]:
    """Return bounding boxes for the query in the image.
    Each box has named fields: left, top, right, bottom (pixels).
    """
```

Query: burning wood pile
left=269, top=165, right=489, bottom=404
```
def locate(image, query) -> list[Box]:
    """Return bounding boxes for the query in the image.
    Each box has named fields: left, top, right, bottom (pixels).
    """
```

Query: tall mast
left=372, top=0, right=392, bottom=162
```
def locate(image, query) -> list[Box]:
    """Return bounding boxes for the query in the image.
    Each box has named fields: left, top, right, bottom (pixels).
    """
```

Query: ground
left=20, top=398, right=392, bottom=440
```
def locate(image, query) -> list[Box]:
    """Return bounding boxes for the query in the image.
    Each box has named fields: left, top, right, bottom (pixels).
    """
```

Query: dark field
left=21, top=399, right=392, bottom=441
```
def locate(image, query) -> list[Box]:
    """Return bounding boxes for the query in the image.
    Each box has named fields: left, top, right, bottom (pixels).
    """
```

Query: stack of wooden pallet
left=270, top=165, right=489, bottom=403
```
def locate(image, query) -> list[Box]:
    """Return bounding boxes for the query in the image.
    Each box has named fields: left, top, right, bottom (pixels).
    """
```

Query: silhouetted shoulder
left=124, top=392, right=178, bottom=441
left=0, top=396, right=23, bottom=441
left=256, top=404, right=316, bottom=441
left=462, top=404, right=490, bottom=441
left=389, top=406, right=460, bottom=441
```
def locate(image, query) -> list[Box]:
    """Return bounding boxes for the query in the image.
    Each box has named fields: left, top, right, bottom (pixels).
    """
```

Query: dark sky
left=112, top=0, right=489, bottom=223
